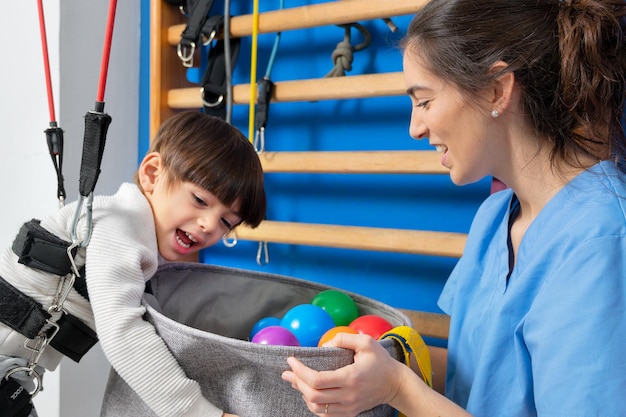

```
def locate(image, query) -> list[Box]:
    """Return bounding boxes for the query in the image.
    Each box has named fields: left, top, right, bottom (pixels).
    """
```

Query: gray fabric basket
left=100, top=262, right=411, bottom=417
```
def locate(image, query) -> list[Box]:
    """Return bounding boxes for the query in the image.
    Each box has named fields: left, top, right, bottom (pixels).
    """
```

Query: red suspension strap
left=72, top=0, right=117, bottom=248
left=37, top=0, right=66, bottom=205
left=96, top=0, right=118, bottom=108
left=37, top=0, right=56, bottom=123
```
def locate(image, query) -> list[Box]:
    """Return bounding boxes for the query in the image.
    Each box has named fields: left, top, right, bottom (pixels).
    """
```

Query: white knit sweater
left=0, top=183, right=222, bottom=417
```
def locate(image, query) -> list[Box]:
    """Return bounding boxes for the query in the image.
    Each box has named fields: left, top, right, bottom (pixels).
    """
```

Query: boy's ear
left=137, top=152, right=162, bottom=193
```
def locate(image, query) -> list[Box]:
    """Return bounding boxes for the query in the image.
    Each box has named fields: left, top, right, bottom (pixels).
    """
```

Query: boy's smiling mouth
left=175, top=229, right=198, bottom=249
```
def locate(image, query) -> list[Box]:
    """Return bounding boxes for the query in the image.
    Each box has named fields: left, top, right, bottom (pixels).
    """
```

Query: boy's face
left=138, top=153, right=242, bottom=261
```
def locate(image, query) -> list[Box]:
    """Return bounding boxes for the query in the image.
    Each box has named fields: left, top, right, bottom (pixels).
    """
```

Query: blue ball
left=250, top=316, right=281, bottom=340
left=280, top=304, right=336, bottom=347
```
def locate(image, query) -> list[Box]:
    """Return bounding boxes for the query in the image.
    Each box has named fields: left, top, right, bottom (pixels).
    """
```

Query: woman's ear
left=137, top=152, right=162, bottom=193
left=489, top=61, right=515, bottom=114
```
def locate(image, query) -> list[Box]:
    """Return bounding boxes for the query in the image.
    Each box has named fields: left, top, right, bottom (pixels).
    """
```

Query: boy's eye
left=416, top=100, right=431, bottom=108
left=193, top=194, right=206, bottom=206
left=221, top=218, right=233, bottom=230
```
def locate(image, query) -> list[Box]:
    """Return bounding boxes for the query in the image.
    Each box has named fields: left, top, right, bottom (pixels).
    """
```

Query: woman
left=282, top=1, right=626, bottom=416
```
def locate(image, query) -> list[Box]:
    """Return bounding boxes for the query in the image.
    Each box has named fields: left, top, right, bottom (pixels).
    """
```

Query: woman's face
left=403, top=51, right=499, bottom=185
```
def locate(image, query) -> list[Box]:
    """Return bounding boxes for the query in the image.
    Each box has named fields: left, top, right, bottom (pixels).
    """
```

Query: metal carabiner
left=202, top=29, right=217, bottom=46
left=23, top=324, right=57, bottom=369
left=70, top=193, right=94, bottom=248
left=254, top=127, right=266, bottom=154
left=48, top=273, right=76, bottom=314
left=177, top=42, right=196, bottom=68
left=200, top=88, right=224, bottom=108
left=256, top=241, right=269, bottom=266
left=5, top=366, right=43, bottom=398
left=222, top=230, right=238, bottom=248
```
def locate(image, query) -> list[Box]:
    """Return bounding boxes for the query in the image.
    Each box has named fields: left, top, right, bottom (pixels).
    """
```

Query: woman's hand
left=281, top=333, right=404, bottom=416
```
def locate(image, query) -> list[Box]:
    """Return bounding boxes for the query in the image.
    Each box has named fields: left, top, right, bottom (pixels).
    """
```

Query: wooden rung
left=167, top=0, right=428, bottom=44
left=259, top=151, right=448, bottom=174
left=167, top=72, right=405, bottom=108
left=236, top=221, right=466, bottom=258
left=398, top=310, right=450, bottom=340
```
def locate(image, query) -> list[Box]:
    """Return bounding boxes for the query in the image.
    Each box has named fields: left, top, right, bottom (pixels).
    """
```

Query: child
left=0, top=111, right=266, bottom=417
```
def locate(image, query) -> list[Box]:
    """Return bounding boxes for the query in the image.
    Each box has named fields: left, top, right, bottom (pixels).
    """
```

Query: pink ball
left=251, top=326, right=300, bottom=346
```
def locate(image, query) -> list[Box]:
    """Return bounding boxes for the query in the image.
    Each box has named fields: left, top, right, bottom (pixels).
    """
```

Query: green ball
left=311, top=289, right=359, bottom=326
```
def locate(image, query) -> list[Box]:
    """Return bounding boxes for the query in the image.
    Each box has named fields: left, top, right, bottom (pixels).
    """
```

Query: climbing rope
left=325, top=23, right=372, bottom=78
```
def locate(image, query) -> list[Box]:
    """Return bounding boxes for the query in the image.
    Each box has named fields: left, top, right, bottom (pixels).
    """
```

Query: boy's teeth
left=176, top=231, right=198, bottom=249
left=435, top=145, right=447, bottom=153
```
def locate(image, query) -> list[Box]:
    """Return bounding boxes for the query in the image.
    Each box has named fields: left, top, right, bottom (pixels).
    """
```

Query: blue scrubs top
left=439, top=161, right=626, bottom=417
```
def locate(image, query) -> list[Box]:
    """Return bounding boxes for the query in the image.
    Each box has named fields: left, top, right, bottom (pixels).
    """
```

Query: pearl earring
left=491, top=110, right=499, bottom=118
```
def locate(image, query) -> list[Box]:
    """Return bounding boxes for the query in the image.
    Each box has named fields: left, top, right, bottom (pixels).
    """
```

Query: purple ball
left=251, top=326, right=300, bottom=346
left=249, top=316, right=281, bottom=340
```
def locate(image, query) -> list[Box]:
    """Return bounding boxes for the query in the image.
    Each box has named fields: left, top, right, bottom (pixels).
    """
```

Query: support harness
left=0, top=1, right=117, bottom=416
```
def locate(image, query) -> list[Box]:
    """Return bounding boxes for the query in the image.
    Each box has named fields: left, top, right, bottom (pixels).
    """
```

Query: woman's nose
left=409, top=111, right=428, bottom=140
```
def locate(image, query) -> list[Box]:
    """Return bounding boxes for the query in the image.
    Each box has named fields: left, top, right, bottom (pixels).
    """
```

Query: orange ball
left=317, top=326, right=358, bottom=347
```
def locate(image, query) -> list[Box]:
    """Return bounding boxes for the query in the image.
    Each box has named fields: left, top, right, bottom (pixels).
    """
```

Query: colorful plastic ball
left=249, top=316, right=281, bottom=340
left=251, top=326, right=300, bottom=346
left=280, top=304, right=336, bottom=347
left=349, top=315, right=394, bottom=340
left=311, top=289, right=359, bottom=326
left=317, top=326, right=359, bottom=347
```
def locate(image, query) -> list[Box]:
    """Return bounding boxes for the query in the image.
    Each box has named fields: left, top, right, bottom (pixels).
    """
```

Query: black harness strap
left=201, top=37, right=241, bottom=119
left=200, top=15, right=223, bottom=45
left=12, top=219, right=88, bottom=300
left=12, top=219, right=77, bottom=277
left=49, top=313, right=98, bottom=363
left=2, top=219, right=98, bottom=362
left=178, top=0, right=216, bottom=67
left=0, top=275, right=97, bottom=363
left=0, top=377, right=33, bottom=417
left=79, top=110, right=111, bottom=198
left=0, top=276, right=50, bottom=340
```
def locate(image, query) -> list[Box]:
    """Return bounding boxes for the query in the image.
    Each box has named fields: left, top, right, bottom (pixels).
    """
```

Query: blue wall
left=140, top=1, right=491, bottom=315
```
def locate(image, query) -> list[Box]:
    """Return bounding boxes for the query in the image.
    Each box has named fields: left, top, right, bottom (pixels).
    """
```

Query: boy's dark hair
left=144, top=111, right=266, bottom=227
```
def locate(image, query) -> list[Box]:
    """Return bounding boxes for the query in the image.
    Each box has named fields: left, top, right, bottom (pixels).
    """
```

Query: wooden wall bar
left=259, top=151, right=448, bottom=174
left=167, top=72, right=406, bottom=107
left=167, top=0, right=429, bottom=44
left=236, top=221, right=466, bottom=258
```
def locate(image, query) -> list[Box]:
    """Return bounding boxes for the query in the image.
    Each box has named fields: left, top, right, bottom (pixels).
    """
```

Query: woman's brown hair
left=403, top=0, right=626, bottom=169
